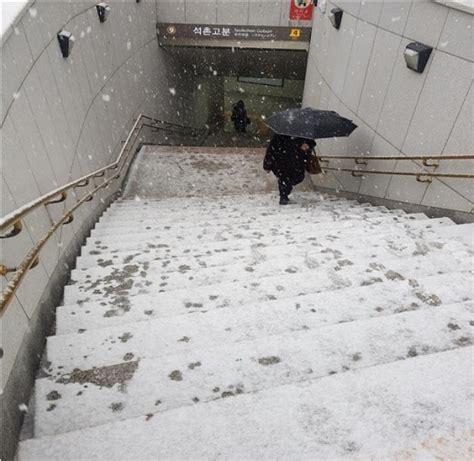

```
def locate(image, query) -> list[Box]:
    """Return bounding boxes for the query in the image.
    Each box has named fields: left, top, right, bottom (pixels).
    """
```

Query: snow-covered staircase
left=19, top=149, right=473, bottom=459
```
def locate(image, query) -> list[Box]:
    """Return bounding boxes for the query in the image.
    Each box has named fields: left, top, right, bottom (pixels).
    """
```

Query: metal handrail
left=318, top=155, right=474, bottom=161
left=319, top=154, right=474, bottom=180
left=323, top=167, right=474, bottom=181
left=0, top=113, right=203, bottom=314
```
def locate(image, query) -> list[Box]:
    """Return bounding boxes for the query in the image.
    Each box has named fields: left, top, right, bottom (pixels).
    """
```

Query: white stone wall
left=1, top=0, right=196, bottom=394
left=156, top=0, right=313, bottom=27
left=303, top=0, right=473, bottom=214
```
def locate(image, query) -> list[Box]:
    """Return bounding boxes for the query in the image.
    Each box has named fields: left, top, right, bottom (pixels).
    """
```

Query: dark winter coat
left=263, top=134, right=309, bottom=184
left=231, top=104, right=250, bottom=130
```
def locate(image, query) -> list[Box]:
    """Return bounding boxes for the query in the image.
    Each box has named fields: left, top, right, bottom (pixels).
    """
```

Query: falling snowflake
left=169, top=88, right=176, bottom=95
left=127, top=41, right=132, bottom=50
left=102, top=94, right=111, bottom=102
left=19, top=403, right=28, bottom=412
left=29, top=8, right=37, bottom=18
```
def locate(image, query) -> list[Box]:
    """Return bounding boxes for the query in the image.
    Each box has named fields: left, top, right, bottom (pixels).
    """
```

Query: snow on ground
left=20, top=148, right=474, bottom=459
left=19, top=348, right=473, bottom=460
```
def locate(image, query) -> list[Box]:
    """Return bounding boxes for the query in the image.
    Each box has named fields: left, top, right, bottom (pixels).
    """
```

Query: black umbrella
left=265, top=107, right=357, bottom=140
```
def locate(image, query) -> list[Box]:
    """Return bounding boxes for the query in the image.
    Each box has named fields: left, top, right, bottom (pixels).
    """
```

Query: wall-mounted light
left=404, top=42, right=433, bottom=73
left=96, top=2, right=111, bottom=22
left=57, top=30, right=75, bottom=58
left=328, top=8, right=343, bottom=29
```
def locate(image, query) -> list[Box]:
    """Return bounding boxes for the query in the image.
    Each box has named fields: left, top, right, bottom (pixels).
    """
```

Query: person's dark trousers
left=278, top=178, right=293, bottom=200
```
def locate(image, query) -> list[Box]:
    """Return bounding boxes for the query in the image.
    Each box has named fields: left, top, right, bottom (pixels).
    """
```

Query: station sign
left=158, top=23, right=311, bottom=50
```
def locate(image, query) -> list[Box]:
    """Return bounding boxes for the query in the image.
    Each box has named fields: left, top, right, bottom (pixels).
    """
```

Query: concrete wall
left=156, top=0, right=313, bottom=27
left=0, top=1, right=198, bottom=458
left=302, top=0, right=473, bottom=216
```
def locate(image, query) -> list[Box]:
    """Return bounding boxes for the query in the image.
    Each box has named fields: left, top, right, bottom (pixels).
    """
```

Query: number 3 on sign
left=289, top=28, right=301, bottom=39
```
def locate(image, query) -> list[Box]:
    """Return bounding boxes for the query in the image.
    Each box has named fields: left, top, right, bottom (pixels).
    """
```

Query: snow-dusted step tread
left=75, top=216, right=452, bottom=269
left=67, top=239, right=469, bottom=303
left=95, top=204, right=404, bottom=233
left=85, top=213, right=432, bottom=250
left=34, top=302, right=472, bottom=436
left=91, top=209, right=405, bottom=239
left=72, top=229, right=467, bottom=280
left=20, top=347, right=472, bottom=459
left=47, top=271, right=473, bottom=374
left=57, top=250, right=471, bottom=334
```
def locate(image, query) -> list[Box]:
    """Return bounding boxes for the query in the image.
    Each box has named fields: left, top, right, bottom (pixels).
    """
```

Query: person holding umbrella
left=264, top=135, right=315, bottom=205
left=264, top=107, right=357, bottom=205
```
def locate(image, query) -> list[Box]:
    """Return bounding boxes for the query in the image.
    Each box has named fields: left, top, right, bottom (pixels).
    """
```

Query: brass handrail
left=319, top=155, right=474, bottom=161
left=0, top=114, right=203, bottom=314
left=323, top=167, right=474, bottom=180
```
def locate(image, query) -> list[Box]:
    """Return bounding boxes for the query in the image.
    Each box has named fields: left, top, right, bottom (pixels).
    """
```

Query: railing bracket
left=0, top=220, right=22, bottom=239
left=351, top=171, right=364, bottom=178
left=422, top=159, right=440, bottom=167
left=355, top=158, right=368, bottom=165
left=416, top=174, right=432, bottom=183
left=74, top=179, right=90, bottom=188
left=0, top=264, right=17, bottom=276
left=46, top=191, right=67, bottom=205
left=63, top=214, right=74, bottom=225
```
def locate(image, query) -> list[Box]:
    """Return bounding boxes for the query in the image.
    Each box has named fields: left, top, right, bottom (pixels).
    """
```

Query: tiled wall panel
left=303, top=2, right=473, bottom=215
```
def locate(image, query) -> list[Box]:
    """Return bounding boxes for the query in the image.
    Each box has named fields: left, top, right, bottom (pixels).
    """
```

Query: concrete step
left=111, top=191, right=343, bottom=209
left=94, top=203, right=403, bottom=232
left=435, top=222, right=474, bottom=246
left=75, top=216, right=453, bottom=269
left=19, top=347, right=472, bottom=460
left=34, top=302, right=472, bottom=437
left=84, top=213, right=431, bottom=249
left=63, top=239, right=470, bottom=306
left=91, top=207, right=405, bottom=239
left=47, top=271, right=473, bottom=375
left=68, top=235, right=468, bottom=294
left=72, top=227, right=463, bottom=279
left=57, top=250, right=472, bottom=334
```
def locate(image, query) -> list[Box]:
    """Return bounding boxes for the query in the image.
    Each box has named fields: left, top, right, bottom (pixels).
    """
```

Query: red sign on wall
left=289, top=0, right=314, bottom=20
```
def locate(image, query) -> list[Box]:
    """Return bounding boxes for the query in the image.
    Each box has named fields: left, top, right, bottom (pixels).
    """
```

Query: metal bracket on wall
left=416, top=174, right=433, bottom=183
left=0, top=220, right=23, bottom=239
left=422, top=159, right=440, bottom=167
left=45, top=191, right=67, bottom=205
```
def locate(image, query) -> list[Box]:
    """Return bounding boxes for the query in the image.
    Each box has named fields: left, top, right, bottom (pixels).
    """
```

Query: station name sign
left=157, top=23, right=311, bottom=49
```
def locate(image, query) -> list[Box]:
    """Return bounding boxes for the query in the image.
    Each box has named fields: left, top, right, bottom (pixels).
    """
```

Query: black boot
left=278, top=179, right=292, bottom=205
